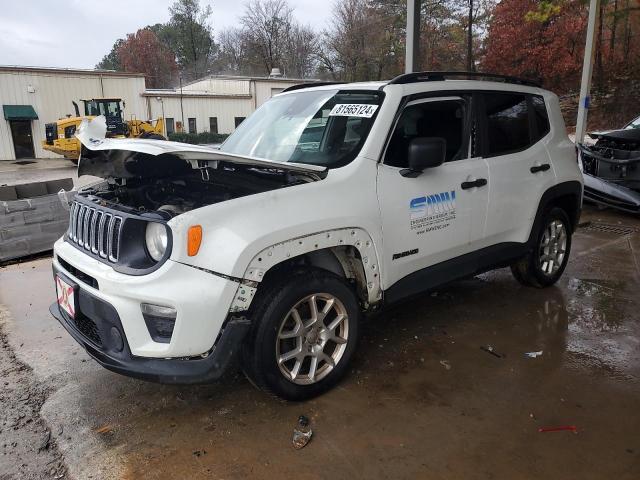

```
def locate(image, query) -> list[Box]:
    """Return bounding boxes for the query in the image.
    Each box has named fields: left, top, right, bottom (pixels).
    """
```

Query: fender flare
left=229, top=227, right=383, bottom=312
left=527, top=180, right=583, bottom=246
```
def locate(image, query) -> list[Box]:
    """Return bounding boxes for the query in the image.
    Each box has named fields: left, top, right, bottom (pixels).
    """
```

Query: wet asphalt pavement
left=1, top=205, right=639, bottom=479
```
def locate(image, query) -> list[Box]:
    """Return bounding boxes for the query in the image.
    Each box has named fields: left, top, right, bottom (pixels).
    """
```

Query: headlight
left=145, top=222, right=168, bottom=261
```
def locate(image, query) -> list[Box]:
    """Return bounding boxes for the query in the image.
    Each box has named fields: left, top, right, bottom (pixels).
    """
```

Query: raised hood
left=76, top=115, right=327, bottom=179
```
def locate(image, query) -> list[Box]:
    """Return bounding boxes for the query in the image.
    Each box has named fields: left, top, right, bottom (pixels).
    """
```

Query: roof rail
left=388, top=71, right=541, bottom=88
left=281, top=81, right=342, bottom=93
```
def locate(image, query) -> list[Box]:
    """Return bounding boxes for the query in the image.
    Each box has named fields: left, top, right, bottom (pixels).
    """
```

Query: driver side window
left=384, top=98, right=468, bottom=168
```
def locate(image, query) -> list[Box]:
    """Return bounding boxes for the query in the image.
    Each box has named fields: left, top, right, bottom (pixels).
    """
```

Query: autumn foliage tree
left=117, top=28, right=178, bottom=88
left=481, top=0, right=588, bottom=93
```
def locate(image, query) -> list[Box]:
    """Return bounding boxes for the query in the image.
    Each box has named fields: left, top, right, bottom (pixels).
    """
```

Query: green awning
left=3, top=105, right=38, bottom=120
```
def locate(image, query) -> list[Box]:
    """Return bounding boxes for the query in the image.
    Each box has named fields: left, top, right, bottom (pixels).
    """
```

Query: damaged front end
left=578, top=128, right=640, bottom=214
left=64, top=116, right=327, bottom=274
left=74, top=116, right=325, bottom=219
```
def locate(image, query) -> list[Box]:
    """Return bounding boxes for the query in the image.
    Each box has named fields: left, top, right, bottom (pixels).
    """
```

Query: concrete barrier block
left=0, top=223, right=36, bottom=241
left=0, top=186, right=18, bottom=201
left=15, top=182, right=48, bottom=199
left=2, top=199, right=34, bottom=214
left=0, top=239, right=30, bottom=260
left=0, top=188, right=75, bottom=262
left=46, top=178, right=74, bottom=194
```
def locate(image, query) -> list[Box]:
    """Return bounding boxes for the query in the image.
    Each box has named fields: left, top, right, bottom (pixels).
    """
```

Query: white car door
left=377, top=96, right=489, bottom=292
left=478, top=92, right=557, bottom=246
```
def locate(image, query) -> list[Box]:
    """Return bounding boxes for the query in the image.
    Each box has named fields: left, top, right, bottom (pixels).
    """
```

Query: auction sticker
left=329, top=104, right=379, bottom=118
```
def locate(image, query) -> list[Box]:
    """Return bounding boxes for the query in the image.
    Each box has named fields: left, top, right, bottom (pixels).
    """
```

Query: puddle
left=564, top=277, right=639, bottom=377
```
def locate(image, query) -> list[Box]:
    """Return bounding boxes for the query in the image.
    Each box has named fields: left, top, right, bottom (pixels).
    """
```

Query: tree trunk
left=610, top=0, right=618, bottom=55
left=623, top=0, right=631, bottom=62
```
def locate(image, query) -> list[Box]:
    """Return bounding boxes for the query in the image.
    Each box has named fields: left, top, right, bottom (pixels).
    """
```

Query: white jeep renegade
left=50, top=72, right=583, bottom=400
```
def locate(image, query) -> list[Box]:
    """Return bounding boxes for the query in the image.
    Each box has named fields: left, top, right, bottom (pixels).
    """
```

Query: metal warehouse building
left=145, top=75, right=307, bottom=137
left=0, top=65, right=309, bottom=161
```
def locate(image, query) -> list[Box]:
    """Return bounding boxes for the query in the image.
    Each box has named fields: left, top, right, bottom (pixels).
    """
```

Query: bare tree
left=216, top=27, right=250, bottom=74
left=286, top=24, right=320, bottom=78
left=216, top=0, right=319, bottom=78
left=322, top=0, right=390, bottom=81
left=241, top=0, right=295, bottom=74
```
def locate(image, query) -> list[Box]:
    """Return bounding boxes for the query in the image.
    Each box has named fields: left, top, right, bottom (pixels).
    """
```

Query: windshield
left=84, top=101, right=121, bottom=118
left=221, top=89, right=383, bottom=168
left=625, top=116, right=640, bottom=130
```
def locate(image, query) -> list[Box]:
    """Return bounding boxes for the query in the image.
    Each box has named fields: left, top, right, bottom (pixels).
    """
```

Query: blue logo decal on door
left=409, top=190, right=456, bottom=234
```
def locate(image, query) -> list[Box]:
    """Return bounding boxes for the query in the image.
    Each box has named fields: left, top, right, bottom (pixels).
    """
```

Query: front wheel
left=242, top=269, right=360, bottom=401
left=511, top=207, right=572, bottom=288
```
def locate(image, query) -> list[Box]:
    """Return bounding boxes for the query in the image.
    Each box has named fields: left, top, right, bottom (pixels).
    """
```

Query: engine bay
left=77, top=165, right=309, bottom=218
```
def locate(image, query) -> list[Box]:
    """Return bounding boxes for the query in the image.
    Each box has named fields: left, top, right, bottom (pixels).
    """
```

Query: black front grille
left=68, top=201, right=123, bottom=262
left=57, top=256, right=99, bottom=289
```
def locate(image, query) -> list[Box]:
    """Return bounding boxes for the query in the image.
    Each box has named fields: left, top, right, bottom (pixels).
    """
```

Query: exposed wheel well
left=546, top=193, right=581, bottom=232
left=259, top=246, right=370, bottom=306
left=528, top=182, right=582, bottom=246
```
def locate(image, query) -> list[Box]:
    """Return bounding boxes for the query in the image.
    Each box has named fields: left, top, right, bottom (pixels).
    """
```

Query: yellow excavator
left=43, top=98, right=165, bottom=163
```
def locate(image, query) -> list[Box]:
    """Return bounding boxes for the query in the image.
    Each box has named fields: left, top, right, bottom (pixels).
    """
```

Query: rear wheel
left=511, top=207, right=572, bottom=288
left=242, top=269, right=360, bottom=401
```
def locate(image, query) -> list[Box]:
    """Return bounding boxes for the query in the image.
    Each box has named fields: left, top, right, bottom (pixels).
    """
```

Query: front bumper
left=49, top=298, right=250, bottom=384
left=51, top=238, right=251, bottom=383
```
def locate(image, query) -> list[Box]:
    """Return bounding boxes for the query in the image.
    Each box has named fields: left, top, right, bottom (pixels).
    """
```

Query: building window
left=234, top=117, right=246, bottom=128
left=209, top=117, right=218, bottom=134
left=166, top=118, right=175, bottom=135
left=188, top=118, right=197, bottom=134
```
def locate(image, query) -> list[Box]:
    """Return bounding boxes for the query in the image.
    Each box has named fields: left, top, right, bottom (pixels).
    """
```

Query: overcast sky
left=0, top=0, right=332, bottom=69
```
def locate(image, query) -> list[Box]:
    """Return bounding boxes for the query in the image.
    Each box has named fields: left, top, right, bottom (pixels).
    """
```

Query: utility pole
left=405, top=0, right=421, bottom=73
left=179, top=74, right=185, bottom=133
left=575, top=0, right=600, bottom=143
left=467, top=0, right=474, bottom=71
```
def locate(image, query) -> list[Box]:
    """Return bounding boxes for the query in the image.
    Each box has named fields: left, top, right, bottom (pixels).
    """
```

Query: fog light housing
left=141, top=303, right=177, bottom=343
left=109, top=327, right=125, bottom=353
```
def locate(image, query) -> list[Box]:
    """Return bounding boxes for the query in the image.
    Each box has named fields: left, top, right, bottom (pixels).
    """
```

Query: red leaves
left=117, top=29, right=178, bottom=89
left=481, top=0, right=588, bottom=93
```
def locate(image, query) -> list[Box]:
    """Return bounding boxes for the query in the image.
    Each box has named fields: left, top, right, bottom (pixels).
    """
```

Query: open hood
left=588, top=128, right=640, bottom=143
left=76, top=116, right=327, bottom=179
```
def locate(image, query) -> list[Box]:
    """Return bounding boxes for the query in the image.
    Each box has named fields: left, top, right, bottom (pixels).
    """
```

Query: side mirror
left=401, top=137, right=446, bottom=178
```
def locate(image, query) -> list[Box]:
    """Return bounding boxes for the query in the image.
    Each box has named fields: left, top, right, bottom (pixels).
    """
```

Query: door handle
left=530, top=164, right=550, bottom=173
left=461, top=178, right=487, bottom=190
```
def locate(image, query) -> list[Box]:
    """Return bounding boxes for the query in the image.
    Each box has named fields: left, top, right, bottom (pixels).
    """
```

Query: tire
left=511, top=207, right=572, bottom=288
left=138, top=132, right=166, bottom=140
left=242, top=268, right=360, bottom=401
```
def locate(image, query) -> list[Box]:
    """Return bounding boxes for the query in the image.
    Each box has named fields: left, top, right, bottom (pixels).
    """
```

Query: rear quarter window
left=481, top=92, right=550, bottom=157
left=483, top=93, right=530, bottom=157
left=531, top=95, right=550, bottom=141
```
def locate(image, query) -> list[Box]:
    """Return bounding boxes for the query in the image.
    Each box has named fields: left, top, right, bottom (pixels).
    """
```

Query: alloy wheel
left=275, top=293, right=349, bottom=385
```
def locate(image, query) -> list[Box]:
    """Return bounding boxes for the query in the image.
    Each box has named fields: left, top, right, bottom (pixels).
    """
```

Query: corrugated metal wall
left=182, top=78, right=251, bottom=96
left=0, top=69, right=146, bottom=160
left=147, top=95, right=255, bottom=135
left=0, top=69, right=310, bottom=159
left=147, top=79, right=304, bottom=136
left=254, top=80, right=299, bottom=106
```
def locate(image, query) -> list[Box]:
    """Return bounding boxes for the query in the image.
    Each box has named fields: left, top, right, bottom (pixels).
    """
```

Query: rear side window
left=531, top=95, right=550, bottom=141
left=483, top=93, right=529, bottom=156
